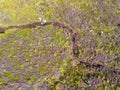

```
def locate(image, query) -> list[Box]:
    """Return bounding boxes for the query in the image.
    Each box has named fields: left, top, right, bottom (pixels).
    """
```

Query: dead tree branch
left=79, top=60, right=120, bottom=74
left=0, top=21, right=120, bottom=74
left=0, top=21, right=79, bottom=57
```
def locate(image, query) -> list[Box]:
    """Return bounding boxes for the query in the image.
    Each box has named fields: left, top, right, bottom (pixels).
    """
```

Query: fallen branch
left=1, top=21, right=119, bottom=74
left=79, top=60, right=120, bottom=74
left=0, top=22, right=73, bottom=34
left=0, top=21, right=79, bottom=57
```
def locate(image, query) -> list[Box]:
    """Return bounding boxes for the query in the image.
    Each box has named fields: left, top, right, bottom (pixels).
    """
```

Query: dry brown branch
left=0, top=22, right=73, bottom=34
left=79, top=60, right=120, bottom=74
left=0, top=21, right=79, bottom=57
left=0, top=21, right=120, bottom=74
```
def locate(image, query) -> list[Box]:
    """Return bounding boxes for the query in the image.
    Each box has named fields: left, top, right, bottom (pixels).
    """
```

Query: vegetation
left=0, top=0, right=120, bottom=89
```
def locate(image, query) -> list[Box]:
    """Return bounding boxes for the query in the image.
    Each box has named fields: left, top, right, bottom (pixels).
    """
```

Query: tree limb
left=1, top=21, right=119, bottom=74
left=79, top=60, right=120, bottom=74
left=0, top=22, right=73, bottom=34
left=0, top=21, right=79, bottom=57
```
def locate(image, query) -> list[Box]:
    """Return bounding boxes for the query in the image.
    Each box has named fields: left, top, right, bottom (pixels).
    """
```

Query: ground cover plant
left=0, top=0, right=120, bottom=90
